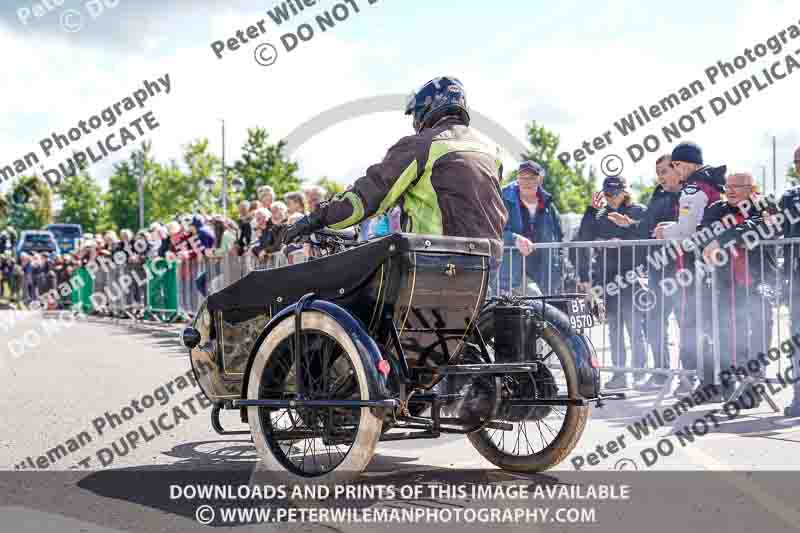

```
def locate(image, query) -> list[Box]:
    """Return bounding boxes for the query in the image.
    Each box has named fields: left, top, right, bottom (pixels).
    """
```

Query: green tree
left=572, top=165, right=598, bottom=210
left=181, top=138, right=222, bottom=215
left=6, top=175, right=53, bottom=230
left=0, top=194, right=8, bottom=228
left=788, top=163, right=799, bottom=186
left=631, top=176, right=656, bottom=205
left=147, top=139, right=221, bottom=222
left=106, top=143, right=157, bottom=231
left=313, top=176, right=346, bottom=198
left=518, top=122, right=594, bottom=213
left=57, top=168, right=105, bottom=233
left=233, top=128, right=300, bottom=199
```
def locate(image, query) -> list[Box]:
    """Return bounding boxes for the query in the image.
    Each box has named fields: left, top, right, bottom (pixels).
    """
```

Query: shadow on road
left=160, top=438, right=258, bottom=467
left=72, top=457, right=566, bottom=528
left=585, top=388, right=800, bottom=442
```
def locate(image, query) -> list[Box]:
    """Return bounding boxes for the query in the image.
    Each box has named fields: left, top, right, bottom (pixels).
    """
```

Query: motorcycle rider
left=282, top=77, right=508, bottom=421
left=652, top=142, right=726, bottom=399
left=283, top=77, right=509, bottom=255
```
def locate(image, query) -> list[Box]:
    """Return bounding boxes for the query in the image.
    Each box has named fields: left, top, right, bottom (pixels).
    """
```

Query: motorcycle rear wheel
left=466, top=314, right=589, bottom=472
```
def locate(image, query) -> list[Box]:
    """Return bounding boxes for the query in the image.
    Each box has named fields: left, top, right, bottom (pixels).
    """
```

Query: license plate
left=565, top=298, right=595, bottom=330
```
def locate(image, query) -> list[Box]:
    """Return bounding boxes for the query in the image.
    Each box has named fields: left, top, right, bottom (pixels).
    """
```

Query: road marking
left=668, top=417, right=800, bottom=441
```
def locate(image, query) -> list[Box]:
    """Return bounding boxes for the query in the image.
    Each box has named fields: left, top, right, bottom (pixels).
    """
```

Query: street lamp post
left=204, top=172, right=244, bottom=213
left=210, top=119, right=244, bottom=215
left=134, top=152, right=145, bottom=229
left=221, top=120, right=227, bottom=214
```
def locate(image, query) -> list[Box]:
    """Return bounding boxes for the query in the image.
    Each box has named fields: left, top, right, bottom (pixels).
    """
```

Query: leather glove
left=283, top=212, right=325, bottom=245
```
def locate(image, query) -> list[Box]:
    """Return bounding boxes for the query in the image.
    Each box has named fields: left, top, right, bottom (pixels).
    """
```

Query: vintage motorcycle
left=182, top=231, right=619, bottom=484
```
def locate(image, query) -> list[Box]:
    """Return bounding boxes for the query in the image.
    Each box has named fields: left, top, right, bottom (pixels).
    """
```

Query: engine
left=493, top=302, right=541, bottom=363
left=493, top=302, right=558, bottom=422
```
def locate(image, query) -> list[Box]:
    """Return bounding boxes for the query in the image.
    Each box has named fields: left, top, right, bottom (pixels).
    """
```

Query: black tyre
left=247, top=311, right=382, bottom=485
left=466, top=311, right=589, bottom=472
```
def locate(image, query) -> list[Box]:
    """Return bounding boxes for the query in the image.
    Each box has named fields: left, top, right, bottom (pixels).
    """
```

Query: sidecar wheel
left=467, top=318, right=589, bottom=473
left=247, top=311, right=382, bottom=485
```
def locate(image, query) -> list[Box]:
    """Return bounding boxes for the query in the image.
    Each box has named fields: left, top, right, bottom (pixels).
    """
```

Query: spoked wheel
left=247, top=311, right=382, bottom=484
left=467, top=314, right=589, bottom=472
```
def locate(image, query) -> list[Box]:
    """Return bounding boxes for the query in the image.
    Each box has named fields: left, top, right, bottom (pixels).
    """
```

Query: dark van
left=46, top=224, right=82, bottom=254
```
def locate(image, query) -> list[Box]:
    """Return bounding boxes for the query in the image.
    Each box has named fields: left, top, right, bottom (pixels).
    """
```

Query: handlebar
left=313, top=227, right=358, bottom=242
left=300, top=226, right=362, bottom=258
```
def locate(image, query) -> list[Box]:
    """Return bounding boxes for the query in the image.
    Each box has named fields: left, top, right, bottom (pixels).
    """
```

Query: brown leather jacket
left=319, top=116, right=508, bottom=252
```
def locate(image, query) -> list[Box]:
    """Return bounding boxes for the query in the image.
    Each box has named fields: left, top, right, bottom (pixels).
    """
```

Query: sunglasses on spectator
left=724, top=183, right=752, bottom=190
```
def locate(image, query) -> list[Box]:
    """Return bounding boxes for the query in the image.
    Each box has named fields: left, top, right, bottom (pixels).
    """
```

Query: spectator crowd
left=0, top=184, right=406, bottom=309
left=498, top=140, right=800, bottom=416
left=5, top=145, right=800, bottom=415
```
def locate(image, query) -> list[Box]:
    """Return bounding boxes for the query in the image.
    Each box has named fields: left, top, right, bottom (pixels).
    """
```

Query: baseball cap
left=519, top=160, right=546, bottom=177
left=602, top=176, right=628, bottom=193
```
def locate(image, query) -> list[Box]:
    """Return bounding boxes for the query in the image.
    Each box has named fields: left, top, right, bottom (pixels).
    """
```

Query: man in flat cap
left=497, top=160, right=564, bottom=296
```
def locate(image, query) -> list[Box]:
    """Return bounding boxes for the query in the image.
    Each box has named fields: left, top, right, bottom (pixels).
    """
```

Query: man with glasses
left=652, top=142, right=726, bottom=399
left=780, top=146, right=800, bottom=416
left=497, top=160, right=564, bottom=296
left=700, top=172, right=780, bottom=408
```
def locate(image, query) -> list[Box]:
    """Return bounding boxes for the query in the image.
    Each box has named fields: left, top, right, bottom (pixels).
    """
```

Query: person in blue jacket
left=497, top=160, right=563, bottom=296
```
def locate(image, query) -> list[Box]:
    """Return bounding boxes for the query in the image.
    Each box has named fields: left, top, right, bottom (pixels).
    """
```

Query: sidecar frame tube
left=437, top=363, right=539, bottom=375
left=233, top=398, right=400, bottom=408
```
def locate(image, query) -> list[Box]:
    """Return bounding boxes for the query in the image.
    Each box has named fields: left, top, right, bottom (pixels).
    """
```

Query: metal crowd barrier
left=69, top=249, right=303, bottom=323
left=92, top=261, right=111, bottom=316
left=704, top=237, right=798, bottom=412
left=494, top=237, right=799, bottom=409
left=177, top=256, right=201, bottom=319
left=51, top=235, right=800, bottom=411
left=143, top=257, right=181, bottom=322
left=493, top=238, right=695, bottom=406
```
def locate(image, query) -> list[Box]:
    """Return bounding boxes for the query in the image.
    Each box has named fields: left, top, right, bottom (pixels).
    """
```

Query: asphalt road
left=1, top=312, right=800, bottom=532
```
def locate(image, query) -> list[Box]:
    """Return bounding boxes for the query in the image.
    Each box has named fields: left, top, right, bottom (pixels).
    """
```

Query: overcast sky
left=1, top=0, right=799, bottom=196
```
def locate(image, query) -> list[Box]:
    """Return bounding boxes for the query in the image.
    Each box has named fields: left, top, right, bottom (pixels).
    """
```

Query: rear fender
left=241, top=299, right=390, bottom=402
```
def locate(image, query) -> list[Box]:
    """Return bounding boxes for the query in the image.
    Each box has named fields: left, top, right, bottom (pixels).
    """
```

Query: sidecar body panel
left=388, top=246, right=490, bottom=372
left=192, top=233, right=493, bottom=403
